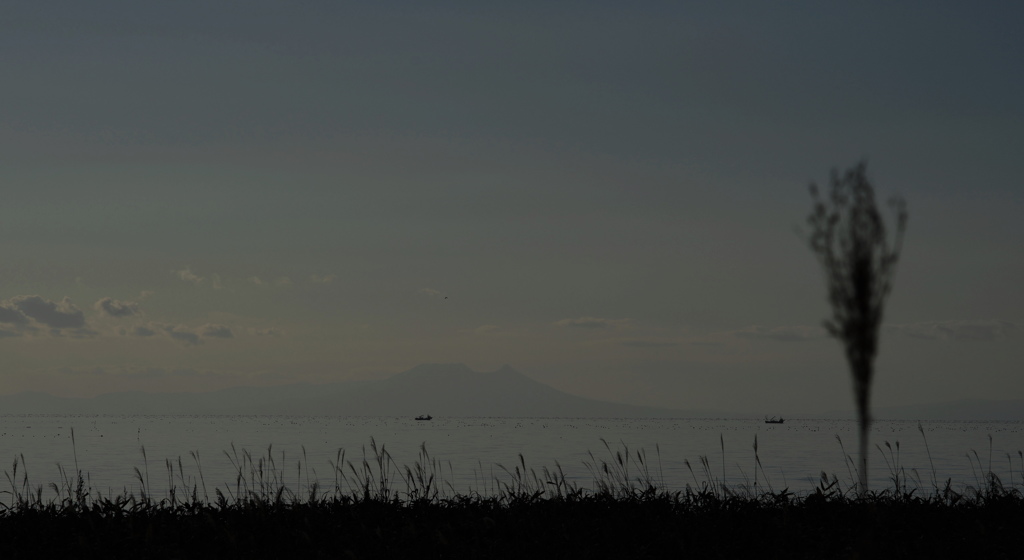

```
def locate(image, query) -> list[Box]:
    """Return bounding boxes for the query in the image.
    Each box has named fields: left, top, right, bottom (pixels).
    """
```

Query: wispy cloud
left=246, top=276, right=294, bottom=288
left=94, top=297, right=140, bottom=318
left=473, top=325, right=500, bottom=335
left=124, top=322, right=235, bottom=345
left=889, top=320, right=1018, bottom=342
left=175, top=266, right=204, bottom=285
left=126, top=367, right=207, bottom=380
left=418, top=288, right=443, bottom=298
left=199, top=324, right=233, bottom=339
left=56, top=366, right=239, bottom=382
left=731, top=325, right=823, bottom=342
left=621, top=339, right=678, bottom=348
left=162, top=324, right=201, bottom=345
left=311, top=274, right=337, bottom=284
left=553, top=317, right=633, bottom=329
left=125, top=325, right=158, bottom=337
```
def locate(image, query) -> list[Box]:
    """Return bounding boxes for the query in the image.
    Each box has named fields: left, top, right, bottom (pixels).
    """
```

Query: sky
left=1, top=1, right=1022, bottom=415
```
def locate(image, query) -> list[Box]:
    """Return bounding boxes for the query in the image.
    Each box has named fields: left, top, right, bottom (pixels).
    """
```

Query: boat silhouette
left=415, top=414, right=432, bottom=421
left=764, top=416, right=784, bottom=424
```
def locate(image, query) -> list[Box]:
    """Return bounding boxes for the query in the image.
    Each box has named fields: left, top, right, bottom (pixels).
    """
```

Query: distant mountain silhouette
left=4, top=365, right=1020, bottom=419
left=0, top=364, right=715, bottom=418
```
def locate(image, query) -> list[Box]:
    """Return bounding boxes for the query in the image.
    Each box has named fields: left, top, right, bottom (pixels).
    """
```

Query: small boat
left=764, top=416, right=784, bottom=424
left=415, top=414, right=432, bottom=421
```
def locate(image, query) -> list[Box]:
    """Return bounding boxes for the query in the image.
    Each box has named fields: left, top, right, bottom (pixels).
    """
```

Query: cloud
left=275, top=277, right=293, bottom=287
left=131, top=367, right=205, bottom=379
left=311, top=274, right=337, bottom=284
left=418, top=288, right=443, bottom=298
left=126, top=325, right=158, bottom=337
left=122, top=322, right=235, bottom=345
left=199, top=324, right=233, bottom=339
left=553, top=317, right=633, bottom=329
left=248, top=276, right=264, bottom=286
left=0, top=303, right=29, bottom=326
left=94, top=297, right=140, bottom=317
left=175, top=266, right=204, bottom=285
left=211, top=274, right=223, bottom=290
left=621, top=339, right=678, bottom=348
left=138, top=323, right=201, bottom=345
left=890, top=320, right=1018, bottom=342
left=252, top=328, right=283, bottom=337
left=168, top=331, right=201, bottom=345
left=9, top=295, right=85, bottom=329
left=58, top=366, right=107, bottom=376
left=50, top=326, right=98, bottom=339
left=732, top=325, right=823, bottom=342
left=0, top=328, right=22, bottom=338
left=57, top=366, right=224, bottom=380
left=474, top=325, right=500, bottom=335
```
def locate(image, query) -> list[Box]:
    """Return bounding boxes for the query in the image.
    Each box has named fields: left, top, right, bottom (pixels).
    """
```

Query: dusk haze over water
left=2, top=2, right=1022, bottom=417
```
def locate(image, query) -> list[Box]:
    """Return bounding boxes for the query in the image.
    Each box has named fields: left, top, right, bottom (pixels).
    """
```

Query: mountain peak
left=0, top=363, right=697, bottom=417
left=492, top=364, right=524, bottom=378
left=397, top=363, right=526, bottom=379
left=392, top=363, right=475, bottom=379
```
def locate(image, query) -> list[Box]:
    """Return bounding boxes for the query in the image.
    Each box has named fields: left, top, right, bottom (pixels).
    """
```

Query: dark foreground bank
left=2, top=491, right=1022, bottom=559
left=3, top=438, right=1023, bottom=558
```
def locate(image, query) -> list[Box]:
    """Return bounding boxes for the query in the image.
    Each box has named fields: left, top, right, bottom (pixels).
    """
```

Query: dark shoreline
left=2, top=491, right=1023, bottom=559
left=2, top=436, right=1022, bottom=558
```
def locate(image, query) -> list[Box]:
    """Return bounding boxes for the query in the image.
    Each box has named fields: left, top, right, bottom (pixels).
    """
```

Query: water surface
left=2, top=415, right=1021, bottom=503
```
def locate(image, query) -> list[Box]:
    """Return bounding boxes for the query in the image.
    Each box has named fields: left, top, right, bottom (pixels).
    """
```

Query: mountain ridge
left=0, top=364, right=714, bottom=418
left=1, top=364, right=1021, bottom=420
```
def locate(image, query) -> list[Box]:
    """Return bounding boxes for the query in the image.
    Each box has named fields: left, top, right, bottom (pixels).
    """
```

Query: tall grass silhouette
left=2, top=432, right=1022, bottom=558
left=806, top=161, right=907, bottom=494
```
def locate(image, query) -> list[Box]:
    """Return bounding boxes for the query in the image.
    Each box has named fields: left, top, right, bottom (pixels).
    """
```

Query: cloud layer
left=139, top=323, right=235, bottom=345
left=553, top=317, right=633, bottom=329
left=890, top=321, right=1018, bottom=342
left=732, top=325, right=823, bottom=342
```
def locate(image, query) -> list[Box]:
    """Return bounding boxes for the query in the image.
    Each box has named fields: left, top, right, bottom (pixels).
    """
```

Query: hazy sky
left=2, top=2, right=1022, bottom=414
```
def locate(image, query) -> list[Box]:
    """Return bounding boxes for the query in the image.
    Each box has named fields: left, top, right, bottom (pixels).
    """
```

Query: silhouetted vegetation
left=2, top=436, right=1022, bottom=559
left=806, top=161, right=908, bottom=494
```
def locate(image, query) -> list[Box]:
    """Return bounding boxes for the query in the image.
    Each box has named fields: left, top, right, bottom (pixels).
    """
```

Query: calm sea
left=2, top=415, right=1021, bottom=504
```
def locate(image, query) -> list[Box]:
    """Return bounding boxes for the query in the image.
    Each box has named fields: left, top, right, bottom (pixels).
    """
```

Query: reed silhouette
left=3, top=436, right=1023, bottom=558
left=806, top=161, right=907, bottom=494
